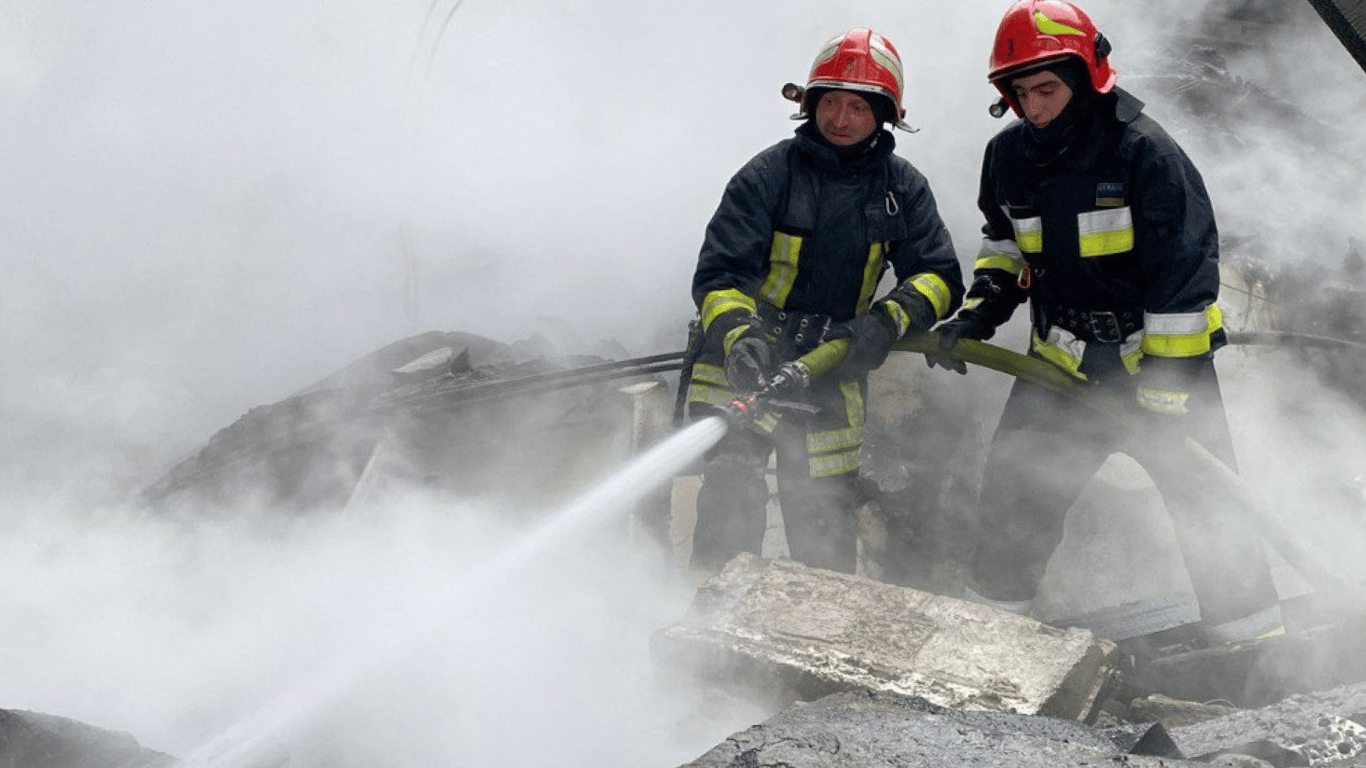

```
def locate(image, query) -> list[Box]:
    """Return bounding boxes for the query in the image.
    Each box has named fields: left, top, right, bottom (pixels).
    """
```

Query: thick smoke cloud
left=2, top=1, right=1364, bottom=766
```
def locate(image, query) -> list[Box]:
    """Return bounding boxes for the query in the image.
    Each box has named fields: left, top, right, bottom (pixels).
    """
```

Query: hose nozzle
left=763, top=360, right=810, bottom=397
left=719, top=392, right=763, bottom=425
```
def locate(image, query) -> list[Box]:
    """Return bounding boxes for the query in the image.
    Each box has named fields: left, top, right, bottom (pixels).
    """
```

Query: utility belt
left=1040, top=303, right=1143, bottom=344
left=757, top=303, right=833, bottom=359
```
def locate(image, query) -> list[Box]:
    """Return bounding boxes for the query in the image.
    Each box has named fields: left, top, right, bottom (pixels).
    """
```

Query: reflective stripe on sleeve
left=905, top=272, right=953, bottom=319
left=1008, top=213, right=1043, bottom=254
left=1142, top=305, right=1222, bottom=358
left=975, top=238, right=1026, bottom=277
left=1077, top=207, right=1134, bottom=258
left=700, top=289, right=756, bottom=333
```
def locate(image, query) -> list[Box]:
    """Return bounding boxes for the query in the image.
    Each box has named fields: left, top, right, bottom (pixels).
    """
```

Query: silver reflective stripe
left=1144, top=309, right=1208, bottom=335
left=977, top=237, right=1023, bottom=259
left=1044, top=325, right=1086, bottom=363
left=975, top=238, right=1026, bottom=275
left=1032, top=325, right=1087, bottom=380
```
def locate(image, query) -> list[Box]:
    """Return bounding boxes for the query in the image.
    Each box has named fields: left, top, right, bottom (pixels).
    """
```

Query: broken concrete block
left=653, top=553, right=1116, bottom=720
left=1166, top=681, right=1366, bottom=765
left=678, top=690, right=1213, bottom=768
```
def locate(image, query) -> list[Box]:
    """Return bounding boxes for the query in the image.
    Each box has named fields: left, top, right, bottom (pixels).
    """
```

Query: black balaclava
left=1018, top=57, right=1097, bottom=161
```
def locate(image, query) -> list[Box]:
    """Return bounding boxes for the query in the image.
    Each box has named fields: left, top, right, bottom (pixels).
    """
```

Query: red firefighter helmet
left=988, top=0, right=1116, bottom=117
left=789, top=27, right=913, bottom=131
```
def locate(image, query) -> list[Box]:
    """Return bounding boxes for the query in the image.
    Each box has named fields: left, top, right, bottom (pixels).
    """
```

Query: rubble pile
left=659, top=555, right=1366, bottom=768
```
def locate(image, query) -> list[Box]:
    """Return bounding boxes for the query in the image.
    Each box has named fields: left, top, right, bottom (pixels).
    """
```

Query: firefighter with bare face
left=931, top=0, right=1284, bottom=646
left=684, top=28, right=964, bottom=575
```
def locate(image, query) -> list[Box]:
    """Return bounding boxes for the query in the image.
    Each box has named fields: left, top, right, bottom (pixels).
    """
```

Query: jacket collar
left=1113, top=86, right=1145, bottom=123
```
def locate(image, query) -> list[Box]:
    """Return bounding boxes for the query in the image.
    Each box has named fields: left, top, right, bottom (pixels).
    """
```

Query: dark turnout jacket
left=692, top=121, right=963, bottom=339
left=966, top=87, right=1224, bottom=377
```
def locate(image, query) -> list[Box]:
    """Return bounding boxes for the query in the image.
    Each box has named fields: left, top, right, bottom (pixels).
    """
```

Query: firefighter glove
left=830, top=303, right=901, bottom=375
left=925, top=314, right=995, bottom=375
left=724, top=335, right=777, bottom=392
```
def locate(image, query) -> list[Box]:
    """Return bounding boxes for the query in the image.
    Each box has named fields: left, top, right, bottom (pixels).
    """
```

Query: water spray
left=177, top=417, right=731, bottom=768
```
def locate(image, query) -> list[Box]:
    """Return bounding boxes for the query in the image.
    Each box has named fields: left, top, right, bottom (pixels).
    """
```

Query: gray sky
left=1, top=1, right=1365, bottom=766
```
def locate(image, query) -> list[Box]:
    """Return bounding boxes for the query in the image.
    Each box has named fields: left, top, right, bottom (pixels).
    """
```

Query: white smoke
left=2, top=0, right=1365, bottom=765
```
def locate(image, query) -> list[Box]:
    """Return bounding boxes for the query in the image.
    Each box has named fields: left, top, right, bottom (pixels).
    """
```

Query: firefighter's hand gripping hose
left=718, top=338, right=850, bottom=427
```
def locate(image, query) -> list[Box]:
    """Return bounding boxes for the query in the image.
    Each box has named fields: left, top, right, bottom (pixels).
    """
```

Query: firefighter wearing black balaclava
left=684, top=27, right=964, bottom=575
left=932, top=0, right=1283, bottom=645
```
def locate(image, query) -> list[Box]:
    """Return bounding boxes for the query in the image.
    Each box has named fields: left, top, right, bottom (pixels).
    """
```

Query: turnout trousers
left=687, top=366, right=867, bottom=574
left=967, top=345, right=1281, bottom=630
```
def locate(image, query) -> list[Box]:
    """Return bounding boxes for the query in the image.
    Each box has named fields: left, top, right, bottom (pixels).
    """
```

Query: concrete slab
left=653, top=553, right=1116, bottom=721
left=677, top=690, right=1209, bottom=768
left=1167, top=680, right=1366, bottom=764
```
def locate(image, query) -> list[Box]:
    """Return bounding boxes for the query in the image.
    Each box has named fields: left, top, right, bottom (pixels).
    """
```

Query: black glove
left=925, top=314, right=995, bottom=375
left=830, top=304, right=900, bottom=375
left=724, top=335, right=777, bottom=392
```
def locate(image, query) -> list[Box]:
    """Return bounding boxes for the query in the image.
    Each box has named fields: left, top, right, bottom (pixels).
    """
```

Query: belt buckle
left=1088, top=311, right=1122, bottom=343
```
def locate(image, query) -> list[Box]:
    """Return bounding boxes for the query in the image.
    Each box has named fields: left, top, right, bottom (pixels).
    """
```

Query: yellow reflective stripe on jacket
left=1031, top=327, right=1088, bottom=380
left=1033, top=326, right=1145, bottom=378
left=722, top=324, right=750, bottom=355
left=759, top=231, right=802, bottom=307
left=1142, top=304, right=1222, bottom=358
left=687, top=362, right=734, bottom=408
left=975, top=238, right=1027, bottom=277
left=1077, top=207, right=1134, bottom=258
left=687, top=362, right=779, bottom=434
left=806, top=381, right=865, bottom=478
left=700, top=288, right=756, bottom=333
left=1008, top=214, right=1043, bottom=254
left=807, top=426, right=864, bottom=457
left=1120, top=334, right=1144, bottom=374
left=752, top=412, right=779, bottom=435
left=809, top=449, right=861, bottom=479
left=906, top=272, right=953, bottom=319
left=857, top=242, right=886, bottom=314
